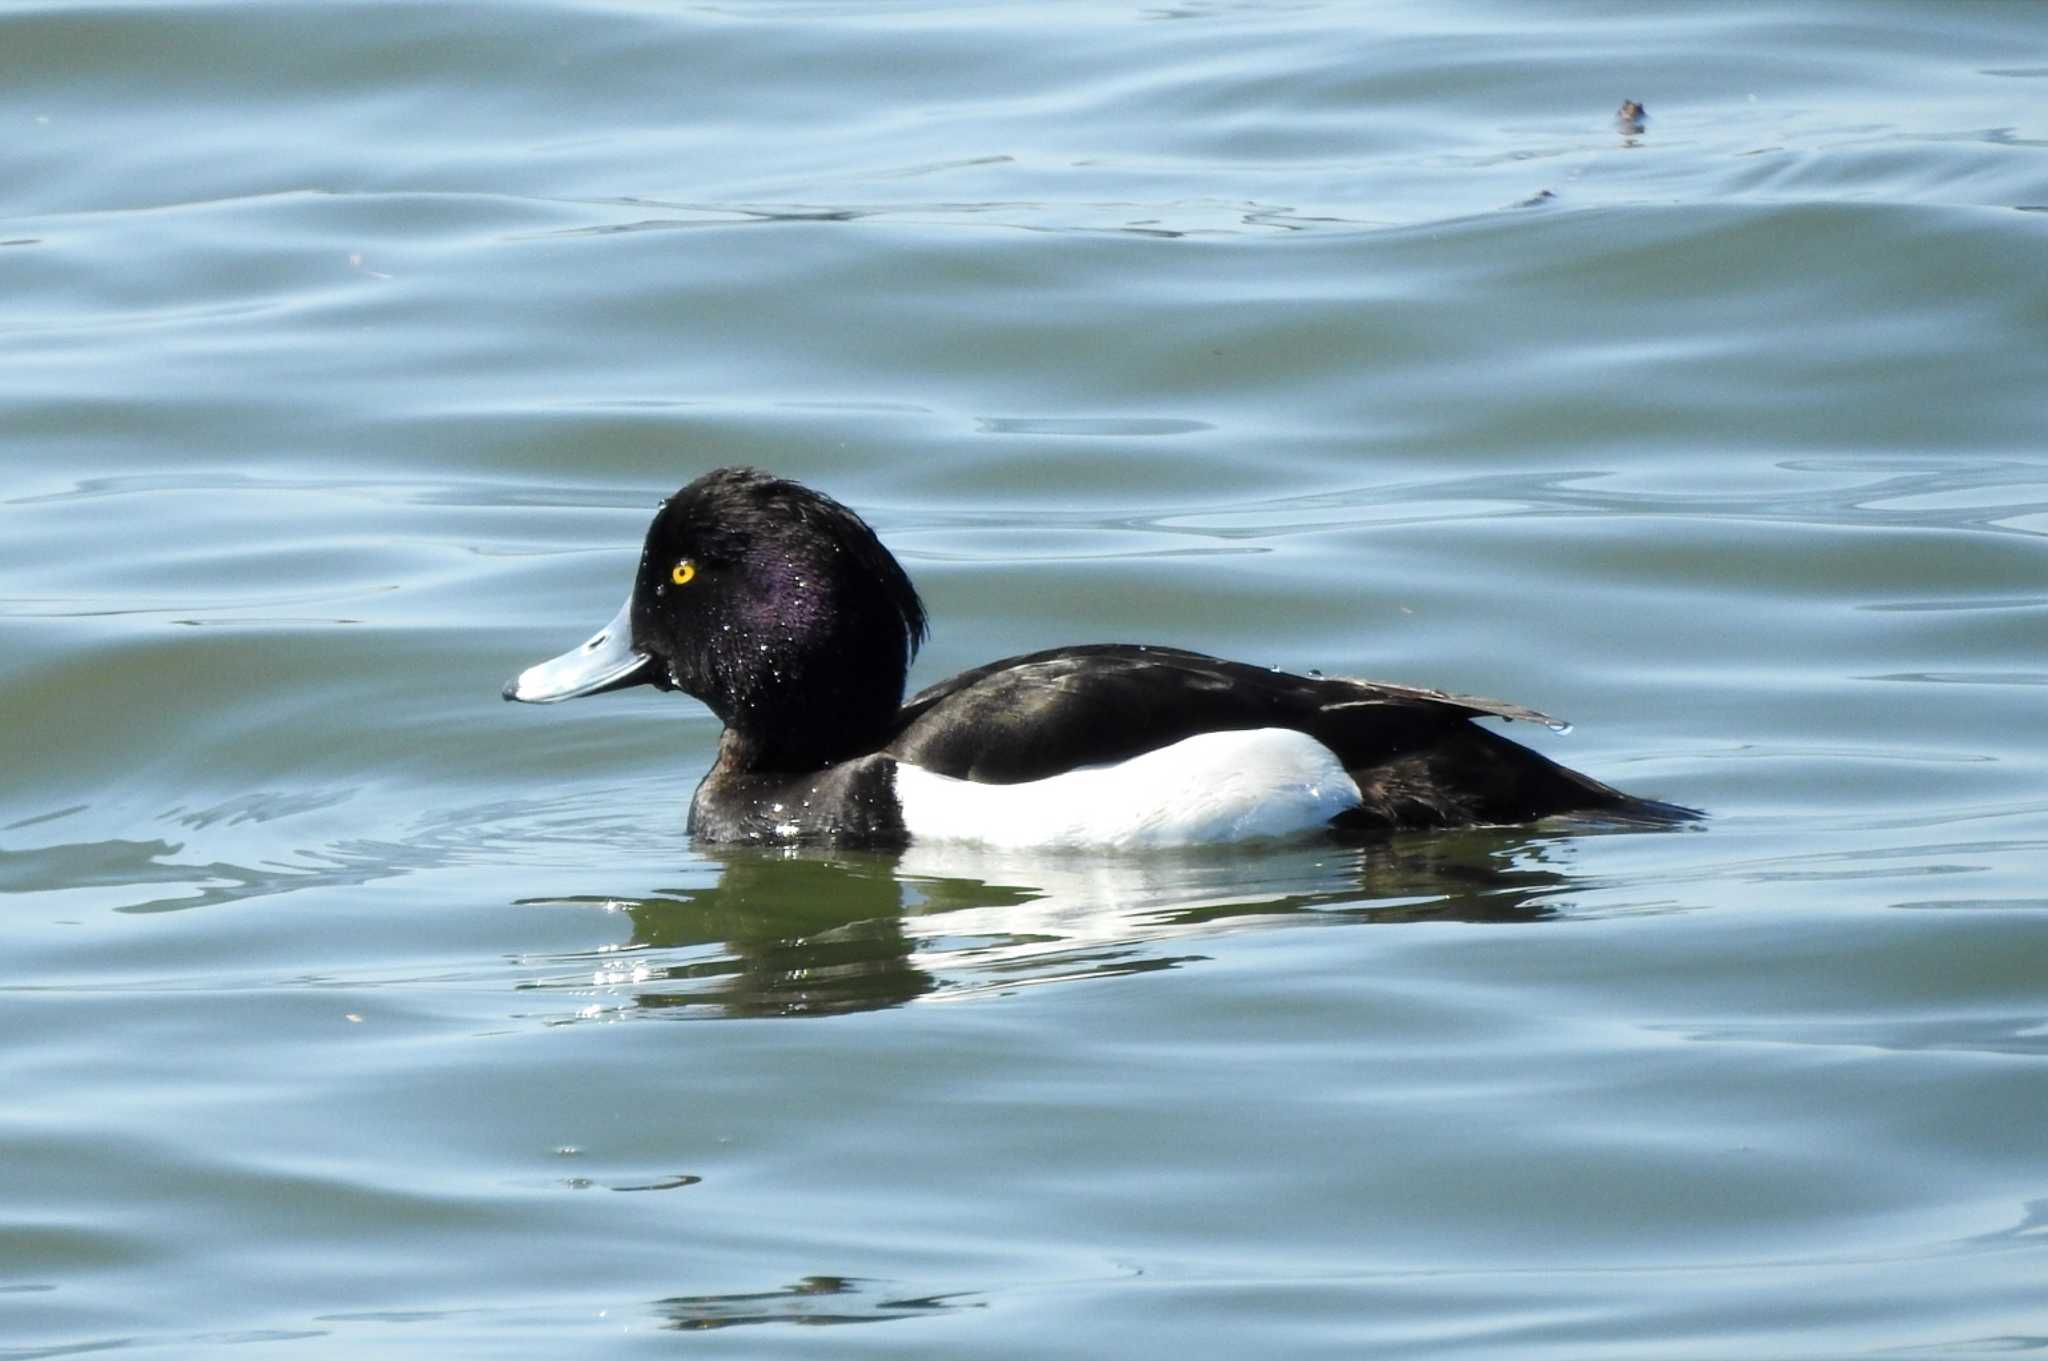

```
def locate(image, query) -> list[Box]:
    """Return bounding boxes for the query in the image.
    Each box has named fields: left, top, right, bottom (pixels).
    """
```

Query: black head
left=508, top=468, right=927, bottom=771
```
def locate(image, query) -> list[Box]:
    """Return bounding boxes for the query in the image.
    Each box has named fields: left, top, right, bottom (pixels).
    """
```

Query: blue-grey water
left=5, top=2, right=2047, bottom=1357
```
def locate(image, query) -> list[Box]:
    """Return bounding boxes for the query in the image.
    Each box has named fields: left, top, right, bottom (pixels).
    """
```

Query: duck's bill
left=502, top=595, right=652, bottom=703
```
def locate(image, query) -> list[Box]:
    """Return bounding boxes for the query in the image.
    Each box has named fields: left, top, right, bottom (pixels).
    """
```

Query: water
left=5, top=1, right=2046, bottom=1356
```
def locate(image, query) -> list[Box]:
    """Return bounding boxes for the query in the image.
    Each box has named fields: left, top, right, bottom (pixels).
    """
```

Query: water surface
left=4, top=1, right=2046, bottom=1356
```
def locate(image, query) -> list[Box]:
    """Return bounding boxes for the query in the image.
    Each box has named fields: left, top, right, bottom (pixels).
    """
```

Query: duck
left=504, top=467, right=1695, bottom=848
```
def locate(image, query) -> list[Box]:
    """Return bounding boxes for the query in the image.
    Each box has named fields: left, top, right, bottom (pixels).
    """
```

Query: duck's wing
left=885, top=644, right=1564, bottom=785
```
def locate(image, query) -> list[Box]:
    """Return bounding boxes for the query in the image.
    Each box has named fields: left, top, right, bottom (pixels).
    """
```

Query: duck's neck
left=710, top=723, right=865, bottom=776
left=706, top=675, right=903, bottom=774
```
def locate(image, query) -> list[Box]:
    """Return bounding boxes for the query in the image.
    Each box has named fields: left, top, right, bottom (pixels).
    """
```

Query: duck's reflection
left=619, top=852, right=933, bottom=1018
left=518, top=828, right=1585, bottom=1021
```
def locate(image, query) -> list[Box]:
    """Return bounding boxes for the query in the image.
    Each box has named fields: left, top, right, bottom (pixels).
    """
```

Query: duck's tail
left=1337, top=722, right=1700, bottom=832
left=1573, top=789, right=1704, bottom=827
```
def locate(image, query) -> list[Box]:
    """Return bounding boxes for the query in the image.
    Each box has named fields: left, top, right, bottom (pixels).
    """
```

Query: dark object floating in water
left=610, top=1174, right=701, bottom=1193
left=1616, top=99, right=1648, bottom=134
left=505, top=468, right=1698, bottom=848
left=656, top=1274, right=983, bottom=1330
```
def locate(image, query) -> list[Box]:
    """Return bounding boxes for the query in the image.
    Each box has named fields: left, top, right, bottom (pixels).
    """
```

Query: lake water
left=5, top=1, right=2046, bottom=1356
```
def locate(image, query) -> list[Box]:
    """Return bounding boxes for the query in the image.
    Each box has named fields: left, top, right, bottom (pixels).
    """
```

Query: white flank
left=893, top=727, right=1363, bottom=849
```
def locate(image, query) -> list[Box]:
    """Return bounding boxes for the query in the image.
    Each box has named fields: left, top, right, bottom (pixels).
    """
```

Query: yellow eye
left=671, top=560, right=697, bottom=586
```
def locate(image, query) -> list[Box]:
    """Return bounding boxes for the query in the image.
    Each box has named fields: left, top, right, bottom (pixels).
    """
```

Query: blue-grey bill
left=502, top=595, right=650, bottom=703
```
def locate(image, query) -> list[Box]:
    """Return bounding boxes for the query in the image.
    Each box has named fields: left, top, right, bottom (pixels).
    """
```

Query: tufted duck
left=504, top=467, right=1694, bottom=847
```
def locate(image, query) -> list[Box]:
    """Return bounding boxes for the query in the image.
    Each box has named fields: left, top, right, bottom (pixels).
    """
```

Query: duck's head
left=504, top=467, right=927, bottom=770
